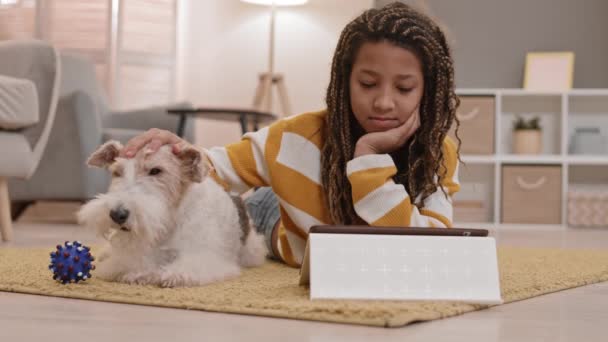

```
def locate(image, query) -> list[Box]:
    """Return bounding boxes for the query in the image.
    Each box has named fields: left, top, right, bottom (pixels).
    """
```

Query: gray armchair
left=8, top=53, right=194, bottom=211
left=0, top=40, right=61, bottom=241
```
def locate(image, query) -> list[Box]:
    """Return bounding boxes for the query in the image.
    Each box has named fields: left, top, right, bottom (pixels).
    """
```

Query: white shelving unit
left=453, top=88, right=608, bottom=229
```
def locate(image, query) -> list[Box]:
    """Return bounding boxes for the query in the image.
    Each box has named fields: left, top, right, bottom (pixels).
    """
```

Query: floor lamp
left=240, top=0, right=308, bottom=117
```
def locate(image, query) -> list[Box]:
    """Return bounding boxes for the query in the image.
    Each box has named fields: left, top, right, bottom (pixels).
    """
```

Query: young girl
left=120, top=2, right=461, bottom=268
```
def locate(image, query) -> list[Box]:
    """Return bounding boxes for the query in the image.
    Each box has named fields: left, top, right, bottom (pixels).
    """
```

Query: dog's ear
left=87, top=141, right=123, bottom=168
left=177, top=145, right=209, bottom=183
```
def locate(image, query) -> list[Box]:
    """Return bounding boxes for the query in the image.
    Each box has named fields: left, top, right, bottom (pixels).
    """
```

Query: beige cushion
left=0, top=74, right=39, bottom=130
left=0, top=132, right=34, bottom=178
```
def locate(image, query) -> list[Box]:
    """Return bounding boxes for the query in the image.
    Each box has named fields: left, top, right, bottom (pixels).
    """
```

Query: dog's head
left=77, top=140, right=210, bottom=248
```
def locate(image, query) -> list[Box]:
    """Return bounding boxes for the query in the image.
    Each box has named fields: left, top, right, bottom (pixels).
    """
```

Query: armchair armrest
left=8, top=90, right=108, bottom=201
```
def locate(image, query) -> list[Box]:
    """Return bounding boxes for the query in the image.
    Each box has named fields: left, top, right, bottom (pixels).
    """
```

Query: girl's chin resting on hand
left=366, top=117, right=401, bottom=131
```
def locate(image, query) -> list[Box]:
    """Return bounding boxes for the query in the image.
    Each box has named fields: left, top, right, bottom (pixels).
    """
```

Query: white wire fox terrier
left=77, top=140, right=267, bottom=287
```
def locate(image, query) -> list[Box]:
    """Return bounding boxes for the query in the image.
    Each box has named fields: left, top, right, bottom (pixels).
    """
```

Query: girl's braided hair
left=321, top=1, right=460, bottom=224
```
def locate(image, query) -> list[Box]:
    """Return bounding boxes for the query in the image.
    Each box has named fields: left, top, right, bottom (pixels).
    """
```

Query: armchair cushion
left=0, top=75, right=39, bottom=130
left=0, top=132, right=35, bottom=178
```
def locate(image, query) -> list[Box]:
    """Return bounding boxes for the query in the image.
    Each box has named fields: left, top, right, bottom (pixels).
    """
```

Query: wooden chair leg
left=0, top=177, right=13, bottom=242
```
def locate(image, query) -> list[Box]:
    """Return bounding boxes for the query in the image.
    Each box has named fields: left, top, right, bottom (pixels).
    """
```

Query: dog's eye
left=149, top=168, right=162, bottom=176
left=112, top=171, right=122, bottom=177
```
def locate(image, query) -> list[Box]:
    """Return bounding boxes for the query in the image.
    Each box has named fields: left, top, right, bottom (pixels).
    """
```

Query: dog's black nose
left=109, top=207, right=130, bottom=225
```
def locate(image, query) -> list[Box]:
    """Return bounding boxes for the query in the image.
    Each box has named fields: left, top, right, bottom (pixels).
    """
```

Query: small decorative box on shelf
left=449, top=95, right=495, bottom=155
left=568, top=186, right=608, bottom=227
left=501, top=165, right=562, bottom=224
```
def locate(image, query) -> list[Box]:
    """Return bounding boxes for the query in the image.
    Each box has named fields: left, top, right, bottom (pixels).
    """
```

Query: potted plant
left=512, top=115, right=542, bottom=154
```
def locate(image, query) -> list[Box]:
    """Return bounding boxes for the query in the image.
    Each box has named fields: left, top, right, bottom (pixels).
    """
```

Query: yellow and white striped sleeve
left=346, top=138, right=460, bottom=228
left=204, top=126, right=272, bottom=195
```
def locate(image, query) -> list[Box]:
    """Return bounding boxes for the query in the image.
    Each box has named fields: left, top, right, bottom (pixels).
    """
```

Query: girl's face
left=349, top=41, right=424, bottom=133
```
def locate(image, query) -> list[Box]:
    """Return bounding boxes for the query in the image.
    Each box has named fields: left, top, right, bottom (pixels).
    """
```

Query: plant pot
left=513, top=129, right=542, bottom=154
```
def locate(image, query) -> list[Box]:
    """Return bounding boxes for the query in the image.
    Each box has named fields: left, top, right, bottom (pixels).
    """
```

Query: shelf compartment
left=453, top=163, right=495, bottom=225
left=500, top=94, right=563, bottom=156
left=567, top=94, right=608, bottom=157
left=567, top=165, right=608, bottom=227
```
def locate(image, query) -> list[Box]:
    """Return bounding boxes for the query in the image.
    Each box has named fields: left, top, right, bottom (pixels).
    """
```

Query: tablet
left=308, top=225, right=489, bottom=237
left=300, top=225, right=489, bottom=286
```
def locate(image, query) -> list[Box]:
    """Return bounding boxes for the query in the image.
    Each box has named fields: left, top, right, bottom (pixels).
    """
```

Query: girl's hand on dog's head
left=120, top=129, right=185, bottom=158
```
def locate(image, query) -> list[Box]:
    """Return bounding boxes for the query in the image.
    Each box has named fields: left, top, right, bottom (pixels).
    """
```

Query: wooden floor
left=1, top=220, right=607, bottom=342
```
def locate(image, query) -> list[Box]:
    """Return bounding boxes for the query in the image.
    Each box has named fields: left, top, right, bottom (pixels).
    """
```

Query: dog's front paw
left=121, top=271, right=162, bottom=286
left=97, top=248, right=111, bottom=263
left=159, top=271, right=187, bottom=288
left=94, top=259, right=118, bottom=281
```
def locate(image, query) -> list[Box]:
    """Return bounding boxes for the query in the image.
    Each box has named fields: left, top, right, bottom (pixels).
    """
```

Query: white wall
left=177, top=0, right=373, bottom=147
left=377, top=0, right=608, bottom=89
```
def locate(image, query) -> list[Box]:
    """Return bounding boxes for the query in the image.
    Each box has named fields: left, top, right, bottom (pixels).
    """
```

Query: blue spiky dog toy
left=49, top=241, right=95, bottom=284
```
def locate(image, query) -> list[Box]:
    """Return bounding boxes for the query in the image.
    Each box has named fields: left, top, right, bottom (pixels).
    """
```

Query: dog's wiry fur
left=78, top=141, right=267, bottom=287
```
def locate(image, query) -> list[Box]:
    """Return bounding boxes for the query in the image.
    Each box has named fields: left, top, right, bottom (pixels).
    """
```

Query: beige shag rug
left=1, top=246, right=607, bottom=327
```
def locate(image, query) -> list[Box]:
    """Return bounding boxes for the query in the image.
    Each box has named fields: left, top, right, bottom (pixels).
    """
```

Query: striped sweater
left=205, top=110, right=460, bottom=267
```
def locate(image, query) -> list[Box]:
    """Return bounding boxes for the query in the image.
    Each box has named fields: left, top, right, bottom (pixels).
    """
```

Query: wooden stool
left=252, top=72, right=292, bottom=117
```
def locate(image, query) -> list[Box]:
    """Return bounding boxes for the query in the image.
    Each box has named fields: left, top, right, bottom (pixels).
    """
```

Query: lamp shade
left=0, top=0, right=19, bottom=5
left=240, top=0, right=308, bottom=6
